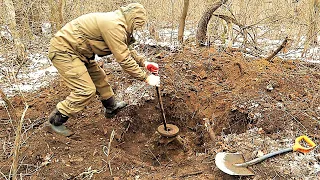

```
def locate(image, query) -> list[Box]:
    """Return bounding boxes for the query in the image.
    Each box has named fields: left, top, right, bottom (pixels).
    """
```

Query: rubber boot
left=47, top=108, right=74, bottom=137
left=102, top=96, right=127, bottom=118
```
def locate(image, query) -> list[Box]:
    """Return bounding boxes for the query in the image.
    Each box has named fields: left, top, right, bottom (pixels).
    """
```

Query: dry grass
left=0, top=0, right=316, bottom=47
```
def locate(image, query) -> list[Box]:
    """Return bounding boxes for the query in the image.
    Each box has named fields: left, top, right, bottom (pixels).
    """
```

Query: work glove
left=145, top=74, right=160, bottom=87
left=145, top=61, right=159, bottom=74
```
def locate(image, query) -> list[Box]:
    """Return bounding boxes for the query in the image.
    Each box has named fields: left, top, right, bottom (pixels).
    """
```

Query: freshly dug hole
left=219, top=110, right=253, bottom=135
left=112, top=96, right=207, bottom=165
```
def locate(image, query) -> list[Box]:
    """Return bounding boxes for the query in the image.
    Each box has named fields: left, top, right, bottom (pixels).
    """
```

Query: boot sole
left=43, top=122, right=74, bottom=137
left=105, top=103, right=128, bottom=118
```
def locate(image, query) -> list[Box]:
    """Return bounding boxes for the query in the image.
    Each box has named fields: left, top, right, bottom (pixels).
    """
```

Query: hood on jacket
left=120, top=3, right=147, bottom=34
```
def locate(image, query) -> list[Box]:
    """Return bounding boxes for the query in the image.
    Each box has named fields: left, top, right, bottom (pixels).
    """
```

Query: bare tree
left=4, top=0, right=26, bottom=61
left=302, top=0, right=319, bottom=56
left=57, top=0, right=66, bottom=30
left=178, top=0, right=190, bottom=43
left=306, top=0, right=319, bottom=46
left=49, top=0, right=65, bottom=33
left=196, top=0, right=228, bottom=46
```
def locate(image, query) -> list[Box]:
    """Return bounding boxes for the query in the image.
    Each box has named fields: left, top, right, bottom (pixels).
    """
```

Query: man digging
left=47, top=3, right=160, bottom=136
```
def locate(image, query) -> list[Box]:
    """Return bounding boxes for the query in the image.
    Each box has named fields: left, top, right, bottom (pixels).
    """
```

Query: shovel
left=215, top=135, right=316, bottom=176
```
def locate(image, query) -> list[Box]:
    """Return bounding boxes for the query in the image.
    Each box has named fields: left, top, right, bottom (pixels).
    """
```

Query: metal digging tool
left=215, top=135, right=316, bottom=176
left=153, top=73, right=179, bottom=137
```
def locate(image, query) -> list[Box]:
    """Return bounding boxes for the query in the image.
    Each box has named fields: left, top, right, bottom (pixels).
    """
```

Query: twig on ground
left=14, top=57, right=28, bottom=78
left=147, top=147, right=162, bottom=166
left=283, top=109, right=307, bottom=132
left=179, top=170, right=203, bottom=178
left=11, top=104, right=29, bottom=180
left=204, top=118, right=215, bottom=141
left=75, top=166, right=103, bottom=180
left=103, top=129, right=115, bottom=176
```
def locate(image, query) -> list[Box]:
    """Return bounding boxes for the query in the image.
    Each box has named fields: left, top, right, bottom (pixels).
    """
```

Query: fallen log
left=266, top=37, right=289, bottom=62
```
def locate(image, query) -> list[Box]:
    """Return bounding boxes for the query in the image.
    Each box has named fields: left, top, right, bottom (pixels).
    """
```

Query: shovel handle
left=235, top=147, right=293, bottom=167
left=236, top=136, right=316, bottom=167
left=292, top=135, right=316, bottom=153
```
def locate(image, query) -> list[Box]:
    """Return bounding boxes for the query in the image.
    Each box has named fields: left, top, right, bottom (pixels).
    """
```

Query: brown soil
left=1, top=45, right=319, bottom=179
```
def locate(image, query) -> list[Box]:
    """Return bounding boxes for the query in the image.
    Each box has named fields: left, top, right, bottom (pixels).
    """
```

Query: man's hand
left=145, top=74, right=160, bottom=87
left=145, top=61, right=159, bottom=74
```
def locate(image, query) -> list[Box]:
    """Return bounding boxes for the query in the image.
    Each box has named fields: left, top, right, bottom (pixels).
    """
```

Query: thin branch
left=212, top=14, right=243, bottom=27
left=103, top=129, right=115, bottom=176
left=147, top=147, right=161, bottom=166
left=11, top=104, right=29, bottom=180
left=0, top=88, right=19, bottom=124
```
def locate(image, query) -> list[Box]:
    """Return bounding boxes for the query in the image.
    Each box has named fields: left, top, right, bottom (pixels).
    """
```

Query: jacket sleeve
left=100, top=26, right=147, bottom=81
left=130, top=49, right=146, bottom=67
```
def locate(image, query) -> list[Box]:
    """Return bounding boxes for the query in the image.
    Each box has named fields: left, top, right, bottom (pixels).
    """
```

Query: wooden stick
left=147, top=147, right=162, bottom=166
left=204, top=118, right=215, bottom=141
left=266, top=37, right=289, bottom=62
left=11, top=104, right=29, bottom=180
left=107, top=130, right=115, bottom=176
left=179, top=171, right=203, bottom=178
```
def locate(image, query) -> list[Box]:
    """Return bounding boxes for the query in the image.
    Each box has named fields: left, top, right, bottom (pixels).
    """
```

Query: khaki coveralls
left=48, top=4, right=147, bottom=117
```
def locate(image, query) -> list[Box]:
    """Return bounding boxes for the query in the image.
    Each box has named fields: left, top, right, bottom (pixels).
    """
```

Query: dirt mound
left=0, top=46, right=319, bottom=179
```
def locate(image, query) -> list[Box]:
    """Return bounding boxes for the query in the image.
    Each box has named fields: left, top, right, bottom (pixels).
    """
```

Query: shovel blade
left=215, top=152, right=254, bottom=176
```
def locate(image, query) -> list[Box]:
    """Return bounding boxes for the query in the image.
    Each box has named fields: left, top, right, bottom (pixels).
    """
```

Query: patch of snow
left=0, top=25, right=13, bottom=41
left=0, top=53, right=57, bottom=99
left=1, top=28, right=319, bottom=106
left=134, top=28, right=194, bottom=51
left=117, top=80, right=153, bottom=106
left=41, top=22, right=52, bottom=36
left=144, top=38, right=157, bottom=46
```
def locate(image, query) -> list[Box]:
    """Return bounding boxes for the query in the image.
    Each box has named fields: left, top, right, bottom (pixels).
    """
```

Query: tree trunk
left=212, top=14, right=241, bottom=48
left=4, top=0, right=26, bottom=61
left=50, top=0, right=65, bottom=33
left=15, top=1, right=32, bottom=38
left=57, top=0, right=66, bottom=30
left=307, top=0, right=320, bottom=45
left=226, top=21, right=233, bottom=49
left=309, top=0, right=319, bottom=45
left=49, top=0, right=56, bottom=33
left=303, top=0, right=319, bottom=56
left=178, top=0, right=190, bottom=43
left=196, top=0, right=228, bottom=46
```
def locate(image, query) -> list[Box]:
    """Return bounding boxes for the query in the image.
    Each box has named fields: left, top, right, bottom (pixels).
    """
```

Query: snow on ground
left=0, top=53, right=58, bottom=98
left=1, top=28, right=319, bottom=100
